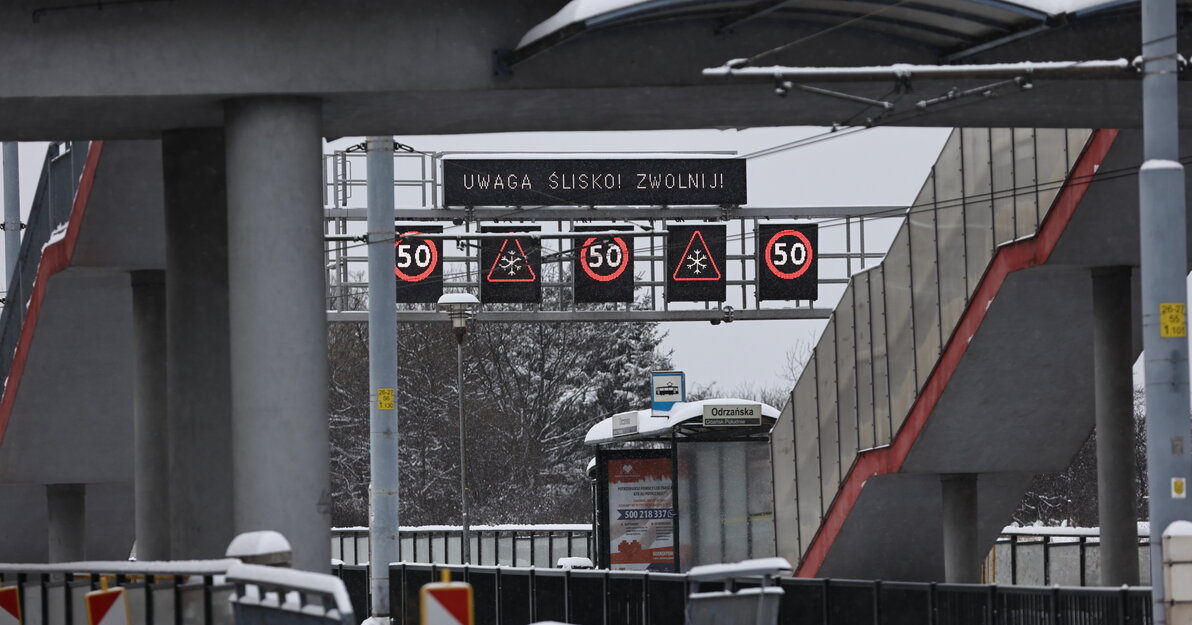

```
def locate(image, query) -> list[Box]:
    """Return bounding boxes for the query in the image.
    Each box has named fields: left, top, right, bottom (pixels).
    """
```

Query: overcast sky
left=3, top=126, right=951, bottom=402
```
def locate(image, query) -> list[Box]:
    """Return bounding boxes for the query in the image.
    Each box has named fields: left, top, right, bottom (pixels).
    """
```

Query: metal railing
left=771, top=128, right=1095, bottom=563
left=0, top=559, right=353, bottom=625
left=0, top=141, right=89, bottom=389
left=331, top=525, right=593, bottom=568
left=356, top=562, right=1152, bottom=625
left=986, top=528, right=1153, bottom=587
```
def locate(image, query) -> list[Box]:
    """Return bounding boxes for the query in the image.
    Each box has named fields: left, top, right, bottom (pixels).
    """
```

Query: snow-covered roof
left=514, top=0, right=1141, bottom=62
left=584, top=398, right=779, bottom=445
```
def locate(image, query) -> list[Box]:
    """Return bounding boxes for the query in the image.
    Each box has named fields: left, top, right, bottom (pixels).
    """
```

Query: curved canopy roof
left=514, top=0, right=1175, bottom=65
left=585, top=398, right=780, bottom=445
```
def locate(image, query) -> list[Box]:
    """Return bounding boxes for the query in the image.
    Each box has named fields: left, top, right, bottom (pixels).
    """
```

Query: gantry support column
left=47, top=484, right=85, bottom=562
left=1092, top=267, right=1140, bottom=586
left=941, top=474, right=980, bottom=583
left=225, top=98, right=330, bottom=572
left=132, top=270, right=170, bottom=561
left=162, top=129, right=235, bottom=559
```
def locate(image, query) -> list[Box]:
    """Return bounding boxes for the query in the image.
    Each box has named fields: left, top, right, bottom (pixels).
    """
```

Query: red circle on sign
left=393, top=232, right=439, bottom=283
left=764, top=229, right=814, bottom=280
left=580, top=236, right=629, bottom=283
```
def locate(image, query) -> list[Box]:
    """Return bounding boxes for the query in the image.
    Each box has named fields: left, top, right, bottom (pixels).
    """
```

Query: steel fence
left=1, top=560, right=353, bottom=625
left=987, top=531, right=1153, bottom=587
left=331, top=526, right=593, bottom=568
left=345, top=563, right=1152, bottom=625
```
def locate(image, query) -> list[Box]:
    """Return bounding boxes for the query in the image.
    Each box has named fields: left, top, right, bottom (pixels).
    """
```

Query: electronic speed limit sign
left=574, top=225, right=633, bottom=303
left=394, top=225, right=443, bottom=303
left=757, top=223, right=817, bottom=301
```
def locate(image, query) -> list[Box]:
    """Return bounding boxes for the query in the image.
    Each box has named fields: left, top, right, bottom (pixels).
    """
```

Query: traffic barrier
left=0, top=586, right=19, bottom=625
left=355, top=562, right=1155, bottom=625
left=420, top=571, right=472, bottom=625
left=84, top=583, right=129, bottom=625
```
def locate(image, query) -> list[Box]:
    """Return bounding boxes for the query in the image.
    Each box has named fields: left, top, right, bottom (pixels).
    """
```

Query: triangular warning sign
left=672, top=230, right=722, bottom=281
left=485, top=238, right=537, bottom=283
left=86, top=588, right=127, bottom=625
left=0, top=587, right=21, bottom=625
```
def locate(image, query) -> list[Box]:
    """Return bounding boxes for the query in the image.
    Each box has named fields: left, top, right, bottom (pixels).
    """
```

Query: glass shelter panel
left=934, top=136, right=969, bottom=335
left=1013, top=128, right=1040, bottom=239
left=676, top=442, right=775, bottom=571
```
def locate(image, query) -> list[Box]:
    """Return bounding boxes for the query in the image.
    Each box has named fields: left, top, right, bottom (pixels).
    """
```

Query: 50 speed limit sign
left=757, top=223, right=817, bottom=301
left=574, top=225, right=634, bottom=303
left=393, top=225, right=444, bottom=303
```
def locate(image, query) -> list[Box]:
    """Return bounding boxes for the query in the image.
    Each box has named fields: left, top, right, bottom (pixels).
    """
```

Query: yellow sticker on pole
left=1175, top=477, right=1187, bottom=499
left=1161, top=303, right=1187, bottom=338
left=378, top=388, right=395, bottom=410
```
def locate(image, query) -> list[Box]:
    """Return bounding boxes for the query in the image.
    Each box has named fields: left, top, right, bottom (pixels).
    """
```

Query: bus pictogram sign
left=666, top=224, right=726, bottom=302
left=574, top=225, right=634, bottom=303
left=757, top=223, right=818, bottom=301
left=481, top=226, right=541, bottom=303
left=394, top=225, right=444, bottom=303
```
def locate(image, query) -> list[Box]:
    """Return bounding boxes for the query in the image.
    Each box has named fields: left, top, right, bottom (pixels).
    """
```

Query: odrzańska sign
left=442, top=159, right=747, bottom=206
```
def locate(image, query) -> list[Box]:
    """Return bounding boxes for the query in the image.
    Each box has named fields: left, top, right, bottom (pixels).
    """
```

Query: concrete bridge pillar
left=1092, top=266, right=1140, bottom=586
left=941, top=474, right=980, bottom=583
left=131, top=270, right=170, bottom=560
left=47, top=484, right=85, bottom=562
left=162, top=129, right=235, bottom=559
left=225, top=98, right=330, bottom=572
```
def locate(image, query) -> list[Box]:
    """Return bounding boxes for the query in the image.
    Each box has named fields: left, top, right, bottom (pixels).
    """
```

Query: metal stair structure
left=771, top=128, right=1159, bottom=580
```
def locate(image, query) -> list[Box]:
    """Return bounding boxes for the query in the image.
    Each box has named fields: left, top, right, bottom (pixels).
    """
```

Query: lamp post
left=437, top=292, right=480, bottom=564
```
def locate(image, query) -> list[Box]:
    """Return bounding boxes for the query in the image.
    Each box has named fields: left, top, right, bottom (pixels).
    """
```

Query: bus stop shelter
left=585, top=399, right=780, bottom=573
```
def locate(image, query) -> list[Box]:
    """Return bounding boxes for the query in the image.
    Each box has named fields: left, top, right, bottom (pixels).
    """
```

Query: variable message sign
left=757, top=223, right=818, bottom=301
left=394, top=225, right=443, bottom=303
left=574, top=225, right=634, bottom=303
left=666, top=224, right=726, bottom=302
left=480, top=226, right=541, bottom=303
left=442, top=159, right=746, bottom=207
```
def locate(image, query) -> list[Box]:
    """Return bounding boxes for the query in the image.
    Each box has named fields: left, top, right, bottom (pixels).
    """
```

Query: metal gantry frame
left=323, top=149, right=904, bottom=323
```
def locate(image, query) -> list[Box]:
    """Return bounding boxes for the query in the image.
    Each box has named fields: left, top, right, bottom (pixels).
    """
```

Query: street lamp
left=437, top=292, right=480, bottom=564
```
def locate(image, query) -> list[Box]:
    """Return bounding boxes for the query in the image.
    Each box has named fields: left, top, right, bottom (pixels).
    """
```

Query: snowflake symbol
left=685, top=248, right=708, bottom=275
left=499, top=250, right=523, bottom=276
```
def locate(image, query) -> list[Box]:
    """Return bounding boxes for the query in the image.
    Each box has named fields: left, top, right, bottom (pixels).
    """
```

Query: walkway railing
left=332, top=525, right=592, bottom=567
left=0, top=141, right=89, bottom=388
left=352, top=562, right=1152, bottom=625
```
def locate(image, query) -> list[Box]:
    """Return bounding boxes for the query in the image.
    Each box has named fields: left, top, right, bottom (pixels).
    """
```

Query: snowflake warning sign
left=666, top=224, right=726, bottom=302
left=480, top=226, right=541, bottom=303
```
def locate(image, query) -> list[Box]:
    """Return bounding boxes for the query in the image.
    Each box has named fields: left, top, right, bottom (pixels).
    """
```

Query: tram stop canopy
left=585, top=398, right=780, bottom=573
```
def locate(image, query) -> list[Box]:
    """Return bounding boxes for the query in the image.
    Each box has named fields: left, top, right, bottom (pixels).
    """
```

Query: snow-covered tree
left=327, top=278, right=672, bottom=526
left=1012, top=389, right=1148, bottom=526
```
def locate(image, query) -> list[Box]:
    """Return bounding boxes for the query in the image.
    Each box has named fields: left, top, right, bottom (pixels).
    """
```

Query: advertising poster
left=606, top=457, right=675, bottom=571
